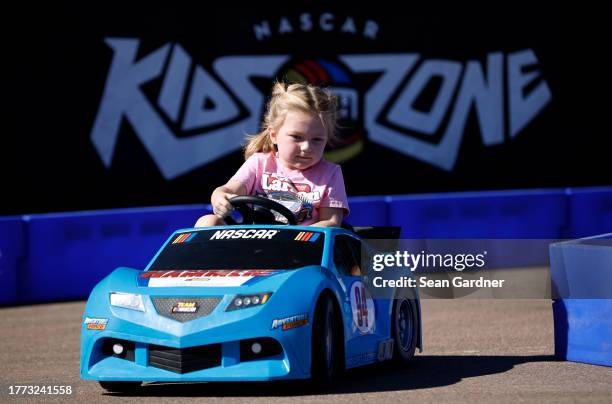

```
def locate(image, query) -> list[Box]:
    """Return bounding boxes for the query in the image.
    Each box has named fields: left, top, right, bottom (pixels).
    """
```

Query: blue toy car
left=80, top=196, right=422, bottom=392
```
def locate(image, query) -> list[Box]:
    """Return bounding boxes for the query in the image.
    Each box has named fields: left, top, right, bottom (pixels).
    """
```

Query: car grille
left=152, top=297, right=221, bottom=322
left=149, top=344, right=222, bottom=373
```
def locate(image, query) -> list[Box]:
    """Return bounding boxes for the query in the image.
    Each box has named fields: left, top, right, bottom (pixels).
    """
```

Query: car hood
left=120, top=267, right=321, bottom=296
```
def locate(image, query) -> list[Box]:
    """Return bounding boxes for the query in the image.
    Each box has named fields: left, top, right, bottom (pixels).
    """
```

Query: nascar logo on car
left=210, top=229, right=278, bottom=240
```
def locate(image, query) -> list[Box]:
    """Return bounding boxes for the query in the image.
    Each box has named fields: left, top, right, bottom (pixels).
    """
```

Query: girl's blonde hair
left=244, top=81, right=338, bottom=160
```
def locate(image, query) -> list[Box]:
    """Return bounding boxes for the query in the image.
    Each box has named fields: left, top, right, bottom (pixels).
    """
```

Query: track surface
left=1, top=299, right=610, bottom=403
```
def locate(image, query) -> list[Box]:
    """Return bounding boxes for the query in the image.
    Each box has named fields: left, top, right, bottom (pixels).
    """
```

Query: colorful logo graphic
left=84, top=317, right=109, bottom=330
left=172, top=301, right=198, bottom=313
left=294, top=231, right=320, bottom=242
left=271, top=313, right=309, bottom=330
left=276, top=59, right=364, bottom=163
left=172, top=232, right=196, bottom=244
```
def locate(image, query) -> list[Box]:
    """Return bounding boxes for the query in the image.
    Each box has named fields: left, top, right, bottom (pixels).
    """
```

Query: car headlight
left=110, top=292, right=145, bottom=312
left=226, top=292, right=272, bottom=311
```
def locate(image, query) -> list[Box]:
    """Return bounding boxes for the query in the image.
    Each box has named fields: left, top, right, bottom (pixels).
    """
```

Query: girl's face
left=270, top=110, right=327, bottom=170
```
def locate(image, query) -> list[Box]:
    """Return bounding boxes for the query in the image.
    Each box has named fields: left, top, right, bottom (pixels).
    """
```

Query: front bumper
left=81, top=297, right=312, bottom=382
left=84, top=338, right=293, bottom=382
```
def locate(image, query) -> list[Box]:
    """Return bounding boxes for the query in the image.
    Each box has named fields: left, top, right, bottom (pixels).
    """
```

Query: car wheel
left=392, top=297, right=417, bottom=364
left=99, top=381, right=141, bottom=393
left=311, top=296, right=341, bottom=386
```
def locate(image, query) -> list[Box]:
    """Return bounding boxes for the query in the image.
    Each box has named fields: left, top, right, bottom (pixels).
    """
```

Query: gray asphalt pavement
left=1, top=299, right=610, bottom=403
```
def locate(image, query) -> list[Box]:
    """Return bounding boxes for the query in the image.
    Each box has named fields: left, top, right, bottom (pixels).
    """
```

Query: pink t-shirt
left=230, top=152, right=349, bottom=225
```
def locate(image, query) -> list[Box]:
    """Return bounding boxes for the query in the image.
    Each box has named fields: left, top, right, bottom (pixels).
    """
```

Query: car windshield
left=148, top=228, right=325, bottom=271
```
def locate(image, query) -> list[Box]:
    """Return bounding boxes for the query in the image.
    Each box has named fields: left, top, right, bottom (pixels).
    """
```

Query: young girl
left=195, top=82, right=349, bottom=227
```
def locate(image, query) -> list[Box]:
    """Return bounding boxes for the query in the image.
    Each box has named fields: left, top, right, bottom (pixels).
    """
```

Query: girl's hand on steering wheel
left=212, top=192, right=237, bottom=218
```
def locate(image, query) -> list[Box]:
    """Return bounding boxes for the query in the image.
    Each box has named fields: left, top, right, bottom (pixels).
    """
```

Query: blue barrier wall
left=345, top=196, right=388, bottom=226
left=18, top=205, right=210, bottom=303
left=388, top=189, right=568, bottom=238
left=2, top=186, right=612, bottom=305
left=550, top=233, right=612, bottom=366
left=567, top=187, right=612, bottom=238
left=0, top=217, right=25, bottom=305
left=552, top=299, right=612, bottom=367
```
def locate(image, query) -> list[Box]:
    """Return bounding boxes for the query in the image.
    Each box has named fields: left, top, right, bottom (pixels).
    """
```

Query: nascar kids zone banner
left=7, top=2, right=598, bottom=215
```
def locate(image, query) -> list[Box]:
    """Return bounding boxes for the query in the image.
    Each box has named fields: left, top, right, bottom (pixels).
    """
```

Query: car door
left=333, top=234, right=386, bottom=367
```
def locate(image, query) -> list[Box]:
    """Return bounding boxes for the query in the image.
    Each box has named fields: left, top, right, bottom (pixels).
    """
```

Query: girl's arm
left=310, top=207, right=344, bottom=228
left=211, top=180, right=247, bottom=218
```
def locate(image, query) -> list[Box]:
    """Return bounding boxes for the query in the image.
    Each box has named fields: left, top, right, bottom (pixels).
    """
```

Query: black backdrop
left=3, top=1, right=608, bottom=215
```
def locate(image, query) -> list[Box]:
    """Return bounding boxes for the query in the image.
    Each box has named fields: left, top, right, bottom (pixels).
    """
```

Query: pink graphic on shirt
left=230, top=153, right=349, bottom=226
left=261, top=173, right=320, bottom=202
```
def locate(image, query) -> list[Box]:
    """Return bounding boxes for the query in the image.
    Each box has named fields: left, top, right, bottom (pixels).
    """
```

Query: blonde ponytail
left=243, top=131, right=276, bottom=160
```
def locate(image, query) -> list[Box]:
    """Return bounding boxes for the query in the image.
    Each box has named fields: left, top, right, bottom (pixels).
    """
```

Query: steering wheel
left=224, top=195, right=297, bottom=225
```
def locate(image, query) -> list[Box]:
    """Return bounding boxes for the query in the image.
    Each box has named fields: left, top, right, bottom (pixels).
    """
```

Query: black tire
left=99, top=381, right=141, bottom=393
left=311, top=296, right=341, bottom=386
left=391, top=297, right=417, bottom=364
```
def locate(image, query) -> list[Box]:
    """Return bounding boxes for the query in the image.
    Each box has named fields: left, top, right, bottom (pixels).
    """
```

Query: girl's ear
left=268, top=127, right=277, bottom=144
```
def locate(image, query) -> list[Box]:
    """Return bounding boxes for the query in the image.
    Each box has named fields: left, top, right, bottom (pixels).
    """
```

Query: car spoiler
left=353, top=226, right=401, bottom=240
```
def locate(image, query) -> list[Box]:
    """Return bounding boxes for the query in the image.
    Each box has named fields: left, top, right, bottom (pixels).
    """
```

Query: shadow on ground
left=105, top=354, right=556, bottom=397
